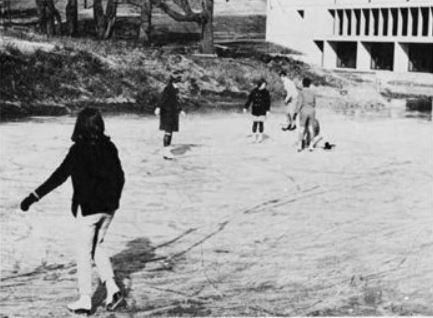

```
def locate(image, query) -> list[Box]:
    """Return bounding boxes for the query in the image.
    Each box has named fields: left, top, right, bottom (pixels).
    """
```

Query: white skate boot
left=67, top=295, right=91, bottom=315
left=163, top=146, right=174, bottom=160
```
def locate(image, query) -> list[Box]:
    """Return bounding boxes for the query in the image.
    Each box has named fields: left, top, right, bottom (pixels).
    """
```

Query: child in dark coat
left=243, top=79, right=271, bottom=143
left=20, top=108, right=125, bottom=314
left=154, top=75, right=186, bottom=159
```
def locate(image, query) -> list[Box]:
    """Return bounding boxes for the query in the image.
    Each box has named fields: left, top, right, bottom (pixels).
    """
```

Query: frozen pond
left=1, top=107, right=433, bottom=316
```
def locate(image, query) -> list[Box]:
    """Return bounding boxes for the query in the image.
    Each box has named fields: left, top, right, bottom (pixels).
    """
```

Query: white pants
left=75, top=212, right=115, bottom=296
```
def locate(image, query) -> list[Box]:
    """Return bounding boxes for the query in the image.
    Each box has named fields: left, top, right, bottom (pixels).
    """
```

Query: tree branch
left=152, top=0, right=206, bottom=23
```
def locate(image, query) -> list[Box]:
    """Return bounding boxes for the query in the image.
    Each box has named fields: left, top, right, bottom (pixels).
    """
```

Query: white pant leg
left=75, top=213, right=99, bottom=296
left=75, top=212, right=114, bottom=296
left=93, top=214, right=116, bottom=285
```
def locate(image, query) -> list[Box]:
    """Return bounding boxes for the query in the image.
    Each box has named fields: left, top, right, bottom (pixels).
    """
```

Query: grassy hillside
left=0, top=30, right=337, bottom=119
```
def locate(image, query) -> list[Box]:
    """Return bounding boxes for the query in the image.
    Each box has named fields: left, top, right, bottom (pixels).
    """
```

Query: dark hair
left=71, top=107, right=105, bottom=142
left=256, top=78, right=267, bottom=87
left=169, top=70, right=183, bottom=84
left=279, top=71, right=287, bottom=77
left=302, top=77, right=312, bottom=88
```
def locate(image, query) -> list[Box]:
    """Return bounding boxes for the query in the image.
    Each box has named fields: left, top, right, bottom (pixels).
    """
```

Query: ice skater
left=20, top=107, right=125, bottom=314
left=279, top=71, right=299, bottom=131
left=243, top=78, right=271, bottom=143
left=293, top=77, right=321, bottom=152
left=154, top=74, right=186, bottom=159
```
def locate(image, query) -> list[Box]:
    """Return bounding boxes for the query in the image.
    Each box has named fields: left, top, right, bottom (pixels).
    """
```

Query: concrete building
left=266, top=0, right=433, bottom=73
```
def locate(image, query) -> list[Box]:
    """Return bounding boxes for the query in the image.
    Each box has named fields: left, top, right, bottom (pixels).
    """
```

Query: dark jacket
left=159, top=83, right=181, bottom=132
left=35, top=136, right=125, bottom=217
left=244, top=88, right=271, bottom=116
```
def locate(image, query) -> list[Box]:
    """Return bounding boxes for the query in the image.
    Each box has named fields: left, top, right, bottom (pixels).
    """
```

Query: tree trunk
left=200, top=0, right=214, bottom=54
left=138, top=0, right=152, bottom=45
left=93, top=0, right=117, bottom=39
left=35, top=0, right=61, bottom=36
left=66, top=0, right=78, bottom=36
left=154, top=0, right=215, bottom=54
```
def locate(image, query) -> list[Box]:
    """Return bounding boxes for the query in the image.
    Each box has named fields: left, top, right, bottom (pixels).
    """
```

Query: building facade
left=266, top=0, right=433, bottom=73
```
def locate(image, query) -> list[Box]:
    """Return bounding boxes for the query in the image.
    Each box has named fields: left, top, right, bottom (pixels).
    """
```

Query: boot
left=163, top=147, right=173, bottom=160
left=253, top=133, right=259, bottom=143
left=67, top=295, right=92, bottom=315
left=257, top=133, right=264, bottom=143
left=106, top=290, right=124, bottom=312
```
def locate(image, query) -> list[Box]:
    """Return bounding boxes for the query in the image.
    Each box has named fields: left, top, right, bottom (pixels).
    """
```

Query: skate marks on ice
left=1, top=113, right=433, bottom=316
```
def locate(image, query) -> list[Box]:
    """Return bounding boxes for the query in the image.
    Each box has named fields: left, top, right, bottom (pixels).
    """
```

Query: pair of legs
left=163, top=131, right=174, bottom=159
left=285, top=100, right=297, bottom=129
left=69, top=212, right=121, bottom=313
left=297, top=108, right=320, bottom=151
left=252, top=116, right=265, bottom=143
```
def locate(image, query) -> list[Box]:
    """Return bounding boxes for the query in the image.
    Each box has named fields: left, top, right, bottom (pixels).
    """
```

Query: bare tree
left=139, top=0, right=153, bottom=44
left=93, top=0, right=118, bottom=39
left=153, top=0, right=215, bottom=54
left=65, top=0, right=78, bottom=36
left=35, top=0, right=62, bottom=36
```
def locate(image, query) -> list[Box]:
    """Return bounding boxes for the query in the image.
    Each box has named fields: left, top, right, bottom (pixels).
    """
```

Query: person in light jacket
left=280, top=71, right=299, bottom=131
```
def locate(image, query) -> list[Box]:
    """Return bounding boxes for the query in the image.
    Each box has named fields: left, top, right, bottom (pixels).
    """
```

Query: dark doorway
left=336, top=42, right=357, bottom=69
left=370, top=42, right=394, bottom=71
left=408, top=43, right=433, bottom=73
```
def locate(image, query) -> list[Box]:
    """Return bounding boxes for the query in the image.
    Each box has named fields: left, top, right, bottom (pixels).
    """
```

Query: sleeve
left=158, top=86, right=169, bottom=110
left=35, top=146, right=75, bottom=199
left=285, top=82, right=297, bottom=104
left=265, top=91, right=271, bottom=111
left=177, top=93, right=182, bottom=113
left=113, top=145, right=125, bottom=200
left=244, top=90, right=254, bottom=109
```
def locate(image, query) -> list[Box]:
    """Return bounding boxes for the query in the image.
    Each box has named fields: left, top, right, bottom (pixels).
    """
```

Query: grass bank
left=0, top=31, right=337, bottom=120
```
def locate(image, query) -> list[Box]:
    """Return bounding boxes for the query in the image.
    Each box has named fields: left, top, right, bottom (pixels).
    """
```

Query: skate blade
left=106, top=292, right=125, bottom=312
left=68, top=308, right=91, bottom=316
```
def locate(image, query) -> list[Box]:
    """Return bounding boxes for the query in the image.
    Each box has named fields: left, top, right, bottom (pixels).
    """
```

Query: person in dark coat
left=243, top=78, right=271, bottom=143
left=20, top=108, right=125, bottom=314
left=154, top=75, right=186, bottom=159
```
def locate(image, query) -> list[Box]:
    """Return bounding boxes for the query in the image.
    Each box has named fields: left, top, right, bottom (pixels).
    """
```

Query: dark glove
left=20, top=193, right=39, bottom=211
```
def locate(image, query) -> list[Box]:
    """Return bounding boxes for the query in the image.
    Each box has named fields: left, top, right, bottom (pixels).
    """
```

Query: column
left=398, top=8, right=403, bottom=36
left=378, top=8, right=384, bottom=36
left=394, top=42, right=409, bottom=72
left=360, top=9, right=366, bottom=36
left=323, top=41, right=337, bottom=68
left=332, top=10, right=337, bottom=35
left=343, top=10, right=349, bottom=35
left=417, top=7, right=423, bottom=37
left=388, top=8, right=393, bottom=36
left=357, top=41, right=370, bottom=70
left=369, top=9, right=375, bottom=36
left=351, top=10, right=357, bottom=36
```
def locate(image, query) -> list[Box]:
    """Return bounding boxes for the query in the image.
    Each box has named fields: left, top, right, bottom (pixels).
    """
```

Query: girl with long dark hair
left=20, top=108, right=125, bottom=314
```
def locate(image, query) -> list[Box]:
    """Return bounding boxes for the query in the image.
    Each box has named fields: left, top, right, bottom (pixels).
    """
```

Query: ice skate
left=106, top=291, right=125, bottom=312
left=67, top=295, right=91, bottom=315
left=257, top=133, right=264, bottom=143
left=252, top=133, right=259, bottom=143
left=162, top=147, right=174, bottom=160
